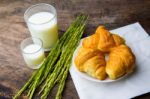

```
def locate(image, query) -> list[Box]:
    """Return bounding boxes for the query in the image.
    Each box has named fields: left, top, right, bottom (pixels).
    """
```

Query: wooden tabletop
left=0, top=0, right=150, bottom=99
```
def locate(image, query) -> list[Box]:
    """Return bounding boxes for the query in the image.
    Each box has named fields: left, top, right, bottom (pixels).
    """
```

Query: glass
left=24, top=3, right=58, bottom=51
left=20, top=37, right=45, bottom=69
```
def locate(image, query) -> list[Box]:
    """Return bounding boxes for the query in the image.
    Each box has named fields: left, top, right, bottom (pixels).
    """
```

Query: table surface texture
left=0, top=0, right=150, bottom=99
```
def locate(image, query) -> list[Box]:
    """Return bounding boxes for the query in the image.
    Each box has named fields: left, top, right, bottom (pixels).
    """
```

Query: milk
left=28, top=12, right=58, bottom=50
left=23, top=44, right=45, bottom=69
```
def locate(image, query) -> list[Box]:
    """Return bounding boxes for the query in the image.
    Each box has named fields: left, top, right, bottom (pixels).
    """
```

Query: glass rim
left=21, top=37, right=43, bottom=54
left=24, top=3, right=56, bottom=25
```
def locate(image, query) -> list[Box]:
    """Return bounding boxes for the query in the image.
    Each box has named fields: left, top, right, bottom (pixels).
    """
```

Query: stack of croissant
left=74, top=26, right=135, bottom=80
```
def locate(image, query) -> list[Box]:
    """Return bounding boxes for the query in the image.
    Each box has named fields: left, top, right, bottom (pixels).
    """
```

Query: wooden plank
left=0, top=0, right=150, bottom=99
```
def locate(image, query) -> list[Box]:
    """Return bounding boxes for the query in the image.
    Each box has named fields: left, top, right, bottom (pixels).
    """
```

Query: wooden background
left=0, top=0, right=150, bottom=99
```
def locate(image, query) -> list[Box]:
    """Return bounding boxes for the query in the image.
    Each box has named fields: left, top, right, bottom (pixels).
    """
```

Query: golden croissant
left=106, top=45, right=135, bottom=80
left=82, top=26, right=125, bottom=52
left=74, top=25, right=135, bottom=80
left=74, top=47, right=107, bottom=80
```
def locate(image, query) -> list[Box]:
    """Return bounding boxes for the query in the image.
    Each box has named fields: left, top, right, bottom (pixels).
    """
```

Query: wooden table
left=0, top=0, right=150, bottom=99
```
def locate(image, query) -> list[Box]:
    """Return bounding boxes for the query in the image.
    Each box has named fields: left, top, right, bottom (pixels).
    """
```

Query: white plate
left=72, top=39, right=127, bottom=83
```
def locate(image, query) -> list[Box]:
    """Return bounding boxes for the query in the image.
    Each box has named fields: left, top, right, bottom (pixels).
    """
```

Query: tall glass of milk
left=24, top=3, right=58, bottom=51
left=21, top=37, right=45, bottom=69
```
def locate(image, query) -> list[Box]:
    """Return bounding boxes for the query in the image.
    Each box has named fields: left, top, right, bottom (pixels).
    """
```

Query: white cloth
left=70, top=22, right=150, bottom=99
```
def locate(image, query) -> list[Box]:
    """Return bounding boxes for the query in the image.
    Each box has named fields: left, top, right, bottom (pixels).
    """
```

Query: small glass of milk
left=20, top=37, right=45, bottom=69
left=24, top=3, right=58, bottom=51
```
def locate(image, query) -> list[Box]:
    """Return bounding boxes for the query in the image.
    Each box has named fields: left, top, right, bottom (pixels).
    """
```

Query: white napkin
left=70, top=22, right=150, bottom=99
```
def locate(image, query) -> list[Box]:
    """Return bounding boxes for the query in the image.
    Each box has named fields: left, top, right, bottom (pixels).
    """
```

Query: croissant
left=82, top=26, right=125, bottom=52
left=106, top=45, right=135, bottom=80
left=112, top=34, right=125, bottom=46
left=74, top=47, right=107, bottom=80
left=75, top=25, right=135, bottom=80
